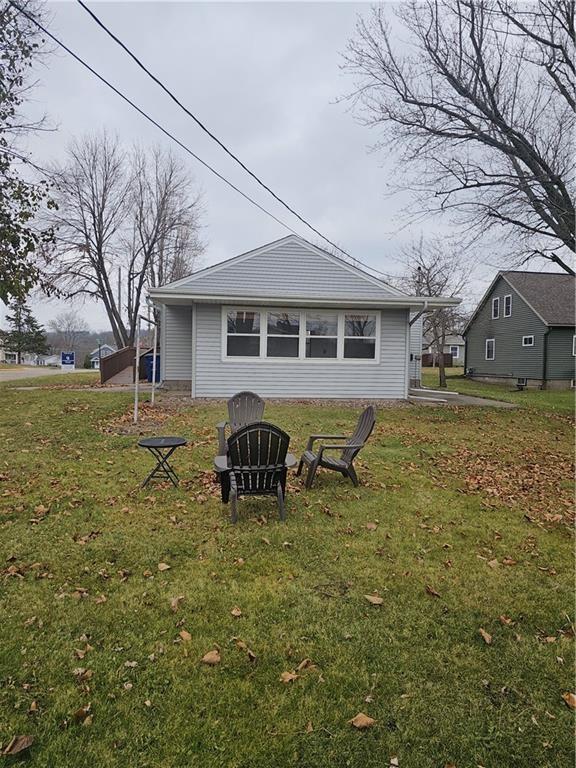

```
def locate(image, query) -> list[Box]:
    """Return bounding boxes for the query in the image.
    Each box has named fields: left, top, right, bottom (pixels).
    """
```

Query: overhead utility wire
left=8, top=0, right=304, bottom=238
left=76, top=0, right=358, bottom=263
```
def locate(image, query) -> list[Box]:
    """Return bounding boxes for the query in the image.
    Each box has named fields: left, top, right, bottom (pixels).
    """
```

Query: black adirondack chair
left=214, top=422, right=297, bottom=523
left=216, top=391, right=265, bottom=454
left=296, top=406, right=376, bottom=489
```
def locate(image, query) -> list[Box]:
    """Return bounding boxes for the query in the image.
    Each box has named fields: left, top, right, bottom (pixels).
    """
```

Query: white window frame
left=485, top=338, right=495, bottom=360
left=450, top=345, right=459, bottom=358
left=491, top=297, right=500, bottom=319
left=504, top=294, right=512, bottom=317
left=573, top=335, right=576, bottom=356
left=522, top=335, right=534, bottom=347
left=221, top=306, right=381, bottom=364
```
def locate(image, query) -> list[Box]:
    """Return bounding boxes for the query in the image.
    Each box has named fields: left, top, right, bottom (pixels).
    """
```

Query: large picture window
left=226, top=310, right=260, bottom=357
left=306, top=312, right=338, bottom=359
left=344, top=314, right=376, bottom=359
left=223, top=307, right=380, bottom=361
left=267, top=312, right=300, bottom=357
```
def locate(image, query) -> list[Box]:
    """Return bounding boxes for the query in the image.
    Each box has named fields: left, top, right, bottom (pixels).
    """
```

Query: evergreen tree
left=0, top=298, right=49, bottom=363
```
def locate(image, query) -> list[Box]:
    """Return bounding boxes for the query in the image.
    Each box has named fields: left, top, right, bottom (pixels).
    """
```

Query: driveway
left=0, top=366, right=89, bottom=382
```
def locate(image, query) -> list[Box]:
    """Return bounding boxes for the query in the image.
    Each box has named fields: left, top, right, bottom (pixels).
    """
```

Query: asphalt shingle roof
left=503, top=271, right=575, bottom=326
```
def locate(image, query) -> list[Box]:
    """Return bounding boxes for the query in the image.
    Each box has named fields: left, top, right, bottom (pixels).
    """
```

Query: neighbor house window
left=450, top=346, right=459, bottom=358
left=504, top=294, right=512, bottom=317
left=226, top=309, right=261, bottom=356
left=522, top=335, right=534, bottom=347
left=343, top=313, right=377, bottom=359
left=267, top=311, right=300, bottom=358
left=492, top=297, right=500, bottom=319
left=573, top=335, right=576, bottom=356
left=306, top=311, right=338, bottom=359
left=485, top=338, right=495, bottom=360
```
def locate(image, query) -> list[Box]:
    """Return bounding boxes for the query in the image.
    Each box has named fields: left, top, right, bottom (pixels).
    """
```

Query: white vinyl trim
left=492, top=297, right=500, bottom=319
left=221, top=306, right=381, bottom=364
left=504, top=294, right=512, bottom=317
left=522, top=335, right=534, bottom=347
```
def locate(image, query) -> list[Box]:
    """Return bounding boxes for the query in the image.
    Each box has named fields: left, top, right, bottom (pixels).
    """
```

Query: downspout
left=541, top=329, right=549, bottom=389
left=463, top=332, right=467, bottom=377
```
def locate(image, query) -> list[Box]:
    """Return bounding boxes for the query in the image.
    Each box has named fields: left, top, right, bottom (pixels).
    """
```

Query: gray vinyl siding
left=465, top=276, right=547, bottom=379
left=409, top=314, right=422, bottom=382
left=162, top=304, right=192, bottom=381
left=171, top=239, right=399, bottom=301
left=193, top=304, right=408, bottom=399
left=547, top=327, right=576, bottom=380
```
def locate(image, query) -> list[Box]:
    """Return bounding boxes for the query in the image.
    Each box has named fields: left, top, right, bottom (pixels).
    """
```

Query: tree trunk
left=438, top=352, right=447, bottom=389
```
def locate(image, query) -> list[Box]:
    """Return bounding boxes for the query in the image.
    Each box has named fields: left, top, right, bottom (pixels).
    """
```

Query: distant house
left=149, top=235, right=460, bottom=398
left=89, top=344, right=116, bottom=369
left=422, top=333, right=465, bottom=365
left=464, top=271, right=575, bottom=389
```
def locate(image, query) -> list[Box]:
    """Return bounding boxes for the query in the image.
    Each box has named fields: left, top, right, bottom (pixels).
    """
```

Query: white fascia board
left=148, top=291, right=461, bottom=309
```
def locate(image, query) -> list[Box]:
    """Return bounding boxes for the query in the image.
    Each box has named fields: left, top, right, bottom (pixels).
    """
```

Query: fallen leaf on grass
left=305, top=720, right=313, bottom=733
left=179, top=630, right=192, bottom=642
left=95, top=594, right=107, bottom=604
left=479, top=628, right=493, bottom=645
left=499, top=615, right=513, bottom=625
left=73, top=703, right=91, bottom=724
left=201, top=649, right=221, bottom=666
left=296, top=658, right=316, bottom=671
left=157, top=563, right=171, bottom=572
left=562, top=692, right=576, bottom=709
left=230, top=606, right=242, bottom=617
left=280, top=671, right=299, bottom=683
left=170, top=596, right=184, bottom=612
left=348, top=712, right=376, bottom=729
left=2, top=735, right=34, bottom=756
left=364, top=594, right=384, bottom=605
left=365, top=522, right=378, bottom=531
left=425, top=585, right=440, bottom=598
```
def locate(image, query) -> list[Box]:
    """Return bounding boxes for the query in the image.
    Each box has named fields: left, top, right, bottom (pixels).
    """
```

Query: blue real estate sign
left=61, top=351, right=75, bottom=371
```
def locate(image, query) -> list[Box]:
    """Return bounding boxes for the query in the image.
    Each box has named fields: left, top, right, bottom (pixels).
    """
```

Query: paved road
left=0, top=367, right=92, bottom=382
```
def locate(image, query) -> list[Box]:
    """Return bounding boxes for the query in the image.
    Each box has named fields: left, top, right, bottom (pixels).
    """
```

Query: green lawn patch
left=0, top=384, right=573, bottom=767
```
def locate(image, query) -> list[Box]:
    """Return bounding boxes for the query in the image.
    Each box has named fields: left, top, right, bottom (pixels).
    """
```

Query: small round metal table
left=138, top=436, right=187, bottom=488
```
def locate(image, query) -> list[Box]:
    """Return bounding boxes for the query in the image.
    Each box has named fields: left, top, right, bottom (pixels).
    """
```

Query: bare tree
left=48, top=134, right=204, bottom=348
left=48, top=309, right=89, bottom=351
left=343, top=0, right=575, bottom=275
left=400, top=236, right=470, bottom=388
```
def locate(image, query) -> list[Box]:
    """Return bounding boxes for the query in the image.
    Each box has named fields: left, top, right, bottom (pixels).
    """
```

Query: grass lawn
left=0, top=377, right=573, bottom=767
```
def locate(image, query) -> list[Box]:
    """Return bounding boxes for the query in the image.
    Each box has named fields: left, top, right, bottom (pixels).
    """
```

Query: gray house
left=89, top=343, right=116, bottom=369
left=464, top=271, right=575, bottom=389
left=422, top=333, right=465, bottom=364
left=149, top=236, right=459, bottom=399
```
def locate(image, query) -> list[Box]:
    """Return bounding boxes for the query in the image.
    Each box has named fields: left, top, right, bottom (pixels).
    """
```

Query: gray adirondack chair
left=216, top=391, right=265, bottom=454
left=214, top=422, right=297, bottom=522
left=296, top=406, right=376, bottom=489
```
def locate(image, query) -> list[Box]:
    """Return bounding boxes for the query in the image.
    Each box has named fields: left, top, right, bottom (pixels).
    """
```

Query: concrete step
left=409, top=387, right=459, bottom=399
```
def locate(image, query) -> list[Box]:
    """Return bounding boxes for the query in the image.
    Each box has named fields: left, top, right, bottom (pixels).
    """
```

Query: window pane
left=267, top=337, right=299, bottom=357
left=306, top=337, right=337, bottom=358
left=267, top=312, right=299, bottom=335
left=306, top=312, right=338, bottom=336
left=345, top=314, right=376, bottom=337
left=344, top=339, right=376, bottom=359
left=227, top=335, right=260, bottom=356
left=227, top=311, right=260, bottom=334
left=486, top=340, right=494, bottom=359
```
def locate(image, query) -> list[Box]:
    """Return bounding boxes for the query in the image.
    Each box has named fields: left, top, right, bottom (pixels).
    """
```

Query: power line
left=9, top=0, right=402, bottom=287
left=8, top=0, right=305, bottom=239
left=75, top=0, right=357, bottom=262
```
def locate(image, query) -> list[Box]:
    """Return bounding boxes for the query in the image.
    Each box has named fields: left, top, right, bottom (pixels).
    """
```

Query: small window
left=266, top=311, right=300, bottom=358
left=343, top=313, right=376, bottom=359
left=450, top=346, right=459, bottom=358
left=491, top=297, right=500, bottom=319
left=226, top=310, right=261, bottom=357
left=306, top=311, right=338, bottom=359
left=504, top=294, right=512, bottom=317
left=522, top=335, right=534, bottom=347
left=485, top=338, right=495, bottom=360
left=573, top=335, right=576, bottom=356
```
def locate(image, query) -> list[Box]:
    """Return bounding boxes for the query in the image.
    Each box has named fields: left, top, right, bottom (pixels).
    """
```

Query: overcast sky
left=8, top=1, right=491, bottom=331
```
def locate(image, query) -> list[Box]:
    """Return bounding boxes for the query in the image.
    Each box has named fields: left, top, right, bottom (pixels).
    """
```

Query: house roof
left=464, top=270, right=575, bottom=332
left=89, top=344, right=116, bottom=357
left=149, top=235, right=460, bottom=311
left=423, top=334, right=464, bottom=347
left=502, top=271, right=575, bottom=326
